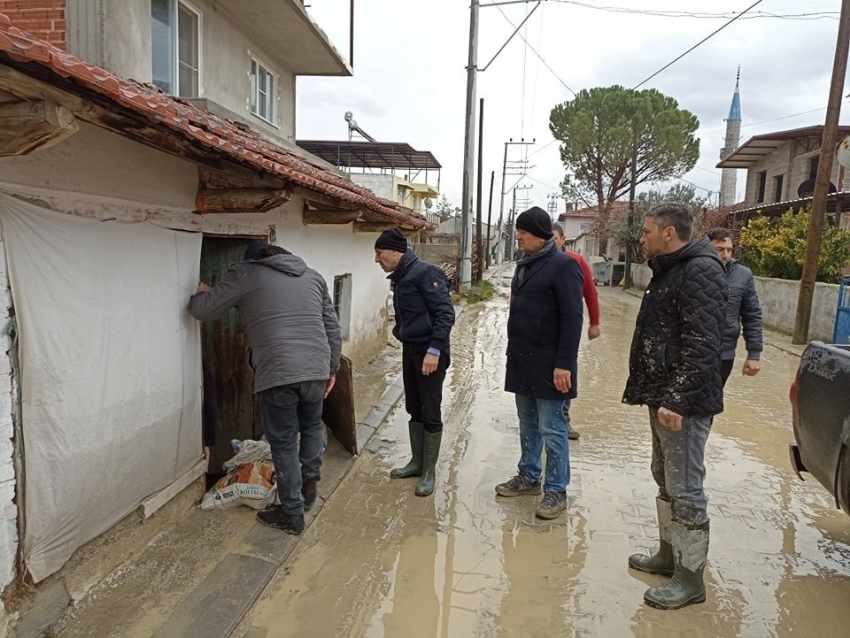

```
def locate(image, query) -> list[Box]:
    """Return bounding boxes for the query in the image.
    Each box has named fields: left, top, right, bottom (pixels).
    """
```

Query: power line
left=698, top=106, right=829, bottom=136
left=548, top=1, right=836, bottom=20
left=632, top=0, right=765, bottom=90
left=494, top=3, right=577, bottom=95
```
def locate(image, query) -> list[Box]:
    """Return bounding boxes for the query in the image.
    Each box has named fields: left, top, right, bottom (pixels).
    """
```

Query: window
left=756, top=170, right=767, bottom=203
left=332, top=274, right=352, bottom=340
left=773, top=175, right=784, bottom=203
left=809, top=156, right=820, bottom=179
left=578, top=224, right=588, bottom=235
left=152, top=0, right=201, bottom=97
left=251, top=58, right=276, bottom=123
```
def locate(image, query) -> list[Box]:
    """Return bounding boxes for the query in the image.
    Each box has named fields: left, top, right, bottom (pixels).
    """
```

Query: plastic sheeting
left=0, top=194, right=203, bottom=582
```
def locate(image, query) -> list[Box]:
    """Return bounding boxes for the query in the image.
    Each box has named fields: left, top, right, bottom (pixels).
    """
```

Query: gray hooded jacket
left=188, top=254, right=342, bottom=393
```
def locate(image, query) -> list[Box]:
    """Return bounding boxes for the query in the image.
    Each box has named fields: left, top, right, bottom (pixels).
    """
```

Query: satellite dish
left=424, top=198, right=433, bottom=209
left=797, top=177, right=837, bottom=198
left=837, top=135, right=850, bottom=168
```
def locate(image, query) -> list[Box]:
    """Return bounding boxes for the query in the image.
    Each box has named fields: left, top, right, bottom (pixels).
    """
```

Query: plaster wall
left=67, top=0, right=296, bottom=143
left=350, top=174, right=395, bottom=201
left=630, top=264, right=838, bottom=342
left=0, top=121, right=391, bottom=621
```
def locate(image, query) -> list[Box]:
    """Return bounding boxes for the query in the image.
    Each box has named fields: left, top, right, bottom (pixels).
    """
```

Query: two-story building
left=0, top=2, right=430, bottom=627
left=717, top=125, right=850, bottom=228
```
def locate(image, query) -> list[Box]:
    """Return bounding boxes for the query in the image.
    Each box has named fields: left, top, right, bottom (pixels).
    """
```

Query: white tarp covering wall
left=0, top=194, right=202, bottom=582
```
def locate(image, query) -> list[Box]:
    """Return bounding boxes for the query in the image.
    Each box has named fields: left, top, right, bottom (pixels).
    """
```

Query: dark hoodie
left=189, top=253, right=342, bottom=393
left=622, top=236, right=727, bottom=417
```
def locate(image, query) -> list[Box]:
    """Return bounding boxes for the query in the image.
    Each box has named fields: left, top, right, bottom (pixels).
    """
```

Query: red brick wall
left=0, top=0, right=65, bottom=49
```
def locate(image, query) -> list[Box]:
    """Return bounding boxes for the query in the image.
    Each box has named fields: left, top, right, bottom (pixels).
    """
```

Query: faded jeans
left=649, top=407, right=712, bottom=526
left=258, top=380, right=326, bottom=516
left=515, top=394, right=570, bottom=493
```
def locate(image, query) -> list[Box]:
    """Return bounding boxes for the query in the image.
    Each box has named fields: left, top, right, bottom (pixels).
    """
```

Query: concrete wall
left=743, top=139, right=842, bottom=206
left=0, top=119, right=392, bottom=623
left=350, top=174, right=394, bottom=201
left=67, top=0, right=296, bottom=144
left=630, top=264, right=839, bottom=342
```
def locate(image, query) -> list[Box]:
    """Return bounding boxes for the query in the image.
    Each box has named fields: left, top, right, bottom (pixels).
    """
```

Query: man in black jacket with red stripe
left=624, top=203, right=727, bottom=611
left=374, top=228, right=455, bottom=497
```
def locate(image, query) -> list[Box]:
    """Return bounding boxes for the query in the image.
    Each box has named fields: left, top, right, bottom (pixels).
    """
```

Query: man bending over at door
left=189, top=240, right=341, bottom=535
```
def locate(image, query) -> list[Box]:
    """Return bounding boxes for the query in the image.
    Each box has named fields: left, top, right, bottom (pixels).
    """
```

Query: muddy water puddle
left=236, top=280, right=850, bottom=638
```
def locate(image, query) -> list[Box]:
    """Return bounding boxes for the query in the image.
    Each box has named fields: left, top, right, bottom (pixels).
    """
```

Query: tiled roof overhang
left=0, top=13, right=431, bottom=230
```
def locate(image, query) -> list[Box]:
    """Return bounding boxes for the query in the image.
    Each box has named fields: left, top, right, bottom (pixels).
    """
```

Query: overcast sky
left=297, top=0, right=846, bottom=213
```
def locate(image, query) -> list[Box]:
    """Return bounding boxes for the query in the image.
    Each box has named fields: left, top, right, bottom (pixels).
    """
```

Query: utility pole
left=792, top=0, right=850, bottom=344
left=459, top=0, right=479, bottom=289
left=624, top=135, right=638, bottom=289
left=496, top=138, right=535, bottom=263
left=486, top=170, right=495, bottom=268
left=509, top=184, right=533, bottom=256
left=459, top=0, right=542, bottom=287
left=476, top=98, right=485, bottom=283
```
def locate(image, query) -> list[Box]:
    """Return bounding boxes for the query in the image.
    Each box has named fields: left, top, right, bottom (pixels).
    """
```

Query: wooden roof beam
left=195, top=188, right=290, bottom=214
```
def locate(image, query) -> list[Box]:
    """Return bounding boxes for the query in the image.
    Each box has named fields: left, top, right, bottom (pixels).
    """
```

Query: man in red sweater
left=553, top=224, right=601, bottom=440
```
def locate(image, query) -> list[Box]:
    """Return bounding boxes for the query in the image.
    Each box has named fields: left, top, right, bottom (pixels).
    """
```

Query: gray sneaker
left=495, top=474, right=542, bottom=497
left=567, top=424, right=580, bottom=440
left=536, top=491, right=567, bottom=519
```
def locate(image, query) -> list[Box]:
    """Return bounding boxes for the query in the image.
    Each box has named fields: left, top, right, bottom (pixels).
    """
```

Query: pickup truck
left=789, top=341, right=850, bottom=516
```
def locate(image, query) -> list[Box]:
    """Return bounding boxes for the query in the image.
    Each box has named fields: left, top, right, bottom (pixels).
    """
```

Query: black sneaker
left=302, top=478, right=318, bottom=512
left=257, top=505, right=305, bottom=535
left=495, top=474, right=542, bottom=497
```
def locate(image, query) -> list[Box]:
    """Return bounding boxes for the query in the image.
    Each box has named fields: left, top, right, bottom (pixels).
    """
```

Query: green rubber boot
left=628, top=497, right=674, bottom=576
left=415, top=430, right=442, bottom=497
left=644, top=520, right=709, bottom=610
left=390, top=421, right=424, bottom=479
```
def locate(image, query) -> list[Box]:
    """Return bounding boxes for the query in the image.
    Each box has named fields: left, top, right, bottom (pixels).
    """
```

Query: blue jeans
left=515, top=394, right=570, bottom=493
left=649, top=407, right=712, bottom=526
left=258, top=380, right=326, bottom=516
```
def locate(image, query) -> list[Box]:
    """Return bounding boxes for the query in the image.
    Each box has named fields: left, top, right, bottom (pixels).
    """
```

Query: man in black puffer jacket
left=623, top=203, right=727, bottom=611
left=374, top=228, right=455, bottom=497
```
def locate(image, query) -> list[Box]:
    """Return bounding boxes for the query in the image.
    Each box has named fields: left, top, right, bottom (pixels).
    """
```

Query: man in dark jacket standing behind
left=706, top=227, right=763, bottom=385
left=496, top=207, right=584, bottom=520
left=374, top=228, right=455, bottom=497
left=189, top=241, right=341, bottom=535
left=623, top=203, right=727, bottom=610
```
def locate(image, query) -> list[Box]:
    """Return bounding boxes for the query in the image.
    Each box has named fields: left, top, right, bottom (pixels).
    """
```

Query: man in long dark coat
left=496, top=206, right=584, bottom=520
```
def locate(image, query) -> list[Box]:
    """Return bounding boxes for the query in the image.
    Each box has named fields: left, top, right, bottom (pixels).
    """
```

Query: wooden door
left=200, top=237, right=261, bottom=474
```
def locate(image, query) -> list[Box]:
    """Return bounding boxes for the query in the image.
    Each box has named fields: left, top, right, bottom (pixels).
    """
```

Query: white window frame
left=152, top=0, right=203, bottom=98
left=250, top=55, right=278, bottom=125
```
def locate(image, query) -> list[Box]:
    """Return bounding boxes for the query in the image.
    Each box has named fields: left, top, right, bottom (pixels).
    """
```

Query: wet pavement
left=234, top=265, right=850, bottom=638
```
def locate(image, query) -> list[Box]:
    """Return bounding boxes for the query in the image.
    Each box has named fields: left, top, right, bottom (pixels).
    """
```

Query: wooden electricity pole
left=793, top=0, right=850, bottom=344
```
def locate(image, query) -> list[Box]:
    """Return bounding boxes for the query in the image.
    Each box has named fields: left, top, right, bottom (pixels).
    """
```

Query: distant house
left=0, top=2, right=430, bottom=625
left=558, top=202, right=630, bottom=259
left=298, top=139, right=442, bottom=225
left=717, top=125, right=850, bottom=228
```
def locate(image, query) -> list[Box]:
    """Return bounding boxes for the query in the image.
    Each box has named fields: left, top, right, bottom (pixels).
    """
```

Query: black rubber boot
left=644, top=520, right=709, bottom=610
left=628, top=497, right=674, bottom=576
left=391, top=421, right=425, bottom=479
left=302, top=477, right=318, bottom=512
left=415, top=431, right=442, bottom=497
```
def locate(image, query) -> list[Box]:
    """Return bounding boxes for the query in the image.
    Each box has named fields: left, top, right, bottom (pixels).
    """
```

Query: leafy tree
left=607, top=184, right=707, bottom=264
left=549, top=86, right=700, bottom=253
left=739, top=207, right=850, bottom=283
left=435, top=195, right=455, bottom=223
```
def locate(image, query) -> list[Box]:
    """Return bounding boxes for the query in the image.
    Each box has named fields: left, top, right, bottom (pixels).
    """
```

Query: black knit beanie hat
left=515, top=206, right=553, bottom=240
left=374, top=228, right=409, bottom=253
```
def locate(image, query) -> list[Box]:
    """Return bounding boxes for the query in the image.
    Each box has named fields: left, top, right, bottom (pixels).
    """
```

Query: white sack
left=0, top=194, right=202, bottom=582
